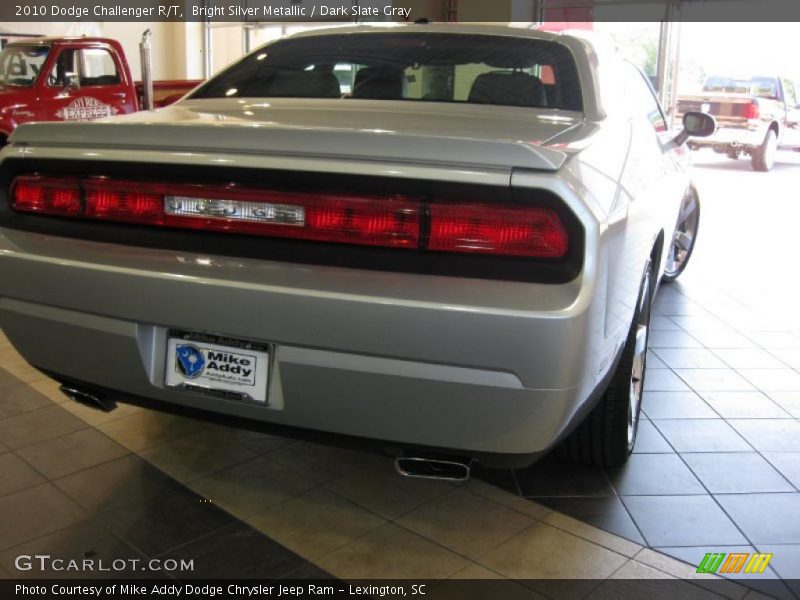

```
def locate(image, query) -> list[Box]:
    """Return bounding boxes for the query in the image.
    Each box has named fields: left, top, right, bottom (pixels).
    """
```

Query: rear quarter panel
left=556, top=98, right=689, bottom=401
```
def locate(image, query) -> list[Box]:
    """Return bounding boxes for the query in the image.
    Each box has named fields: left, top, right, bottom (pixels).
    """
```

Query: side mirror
left=64, top=73, right=80, bottom=91
left=673, top=111, right=716, bottom=146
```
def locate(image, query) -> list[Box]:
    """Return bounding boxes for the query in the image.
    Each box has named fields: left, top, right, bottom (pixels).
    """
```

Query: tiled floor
left=0, top=354, right=764, bottom=597
left=506, top=152, right=800, bottom=597
left=0, top=364, right=323, bottom=581
left=0, top=153, right=798, bottom=598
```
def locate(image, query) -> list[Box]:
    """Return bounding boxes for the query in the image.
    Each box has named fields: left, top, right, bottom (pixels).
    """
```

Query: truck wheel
left=663, top=189, right=700, bottom=282
left=751, top=129, right=777, bottom=171
left=558, top=262, right=653, bottom=467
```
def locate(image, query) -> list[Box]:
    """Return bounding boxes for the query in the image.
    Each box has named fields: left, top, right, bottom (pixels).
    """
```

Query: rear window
left=191, top=33, right=582, bottom=111
left=703, top=76, right=780, bottom=99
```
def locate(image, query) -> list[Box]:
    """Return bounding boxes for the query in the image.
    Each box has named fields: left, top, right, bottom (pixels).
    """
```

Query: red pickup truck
left=0, top=36, right=200, bottom=144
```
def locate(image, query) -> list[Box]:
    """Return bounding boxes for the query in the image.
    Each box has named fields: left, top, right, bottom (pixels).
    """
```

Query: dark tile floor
left=0, top=374, right=331, bottom=580
left=503, top=289, right=800, bottom=586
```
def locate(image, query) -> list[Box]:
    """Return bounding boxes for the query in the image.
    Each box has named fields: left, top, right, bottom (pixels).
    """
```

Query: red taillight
left=18, top=176, right=421, bottom=249
left=302, top=198, right=419, bottom=248
left=742, top=101, right=760, bottom=120
left=11, top=176, right=82, bottom=216
left=9, top=175, right=570, bottom=259
left=428, top=204, right=568, bottom=258
left=84, top=186, right=163, bottom=222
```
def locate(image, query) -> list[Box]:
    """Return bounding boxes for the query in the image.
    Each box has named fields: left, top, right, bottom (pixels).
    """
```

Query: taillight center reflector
left=165, top=196, right=307, bottom=227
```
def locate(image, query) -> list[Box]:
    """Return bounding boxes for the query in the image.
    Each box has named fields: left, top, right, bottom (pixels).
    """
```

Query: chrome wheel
left=663, top=191, right=700, bottom=281
left=752, top=129, right=778, bottom=172
left=627, top=268, right=650, bottom=447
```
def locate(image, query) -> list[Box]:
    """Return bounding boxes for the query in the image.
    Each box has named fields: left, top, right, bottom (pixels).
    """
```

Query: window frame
left=46, top=44, right=123, bottom=89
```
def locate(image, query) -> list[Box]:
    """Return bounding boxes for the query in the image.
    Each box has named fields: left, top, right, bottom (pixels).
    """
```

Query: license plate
left=165, top=332, right=270, bottom=403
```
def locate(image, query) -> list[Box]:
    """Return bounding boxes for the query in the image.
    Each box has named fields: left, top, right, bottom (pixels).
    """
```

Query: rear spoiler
left=10, top=121, right=569, bottom=172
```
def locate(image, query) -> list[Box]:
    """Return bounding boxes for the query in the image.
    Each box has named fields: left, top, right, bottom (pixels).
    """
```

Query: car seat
left=468, top=72, right=547, bottom=108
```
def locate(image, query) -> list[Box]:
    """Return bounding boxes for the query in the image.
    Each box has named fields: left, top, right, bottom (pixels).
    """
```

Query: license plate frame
left=165, top=330, right=271, bottom=404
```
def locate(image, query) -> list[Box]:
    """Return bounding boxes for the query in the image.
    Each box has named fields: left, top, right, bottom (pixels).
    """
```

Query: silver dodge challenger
left=0, top=24, right=713, bottom=479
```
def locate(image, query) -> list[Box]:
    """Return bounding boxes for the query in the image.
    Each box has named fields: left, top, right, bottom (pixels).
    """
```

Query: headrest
left=468, top=72, right=547, bottom=108
left=353, top=67, right=404, bottom=100
left=268, top=70, right=341, bottom=98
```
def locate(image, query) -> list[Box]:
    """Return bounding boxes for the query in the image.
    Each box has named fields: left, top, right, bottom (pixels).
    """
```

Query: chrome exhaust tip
left=59, top=385, right=116, bottom=413
left=395, top=456, right=471, bottom=482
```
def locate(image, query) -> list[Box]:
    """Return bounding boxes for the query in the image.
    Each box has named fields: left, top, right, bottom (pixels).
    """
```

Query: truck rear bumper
left=690, top=126, right=766, bottom=149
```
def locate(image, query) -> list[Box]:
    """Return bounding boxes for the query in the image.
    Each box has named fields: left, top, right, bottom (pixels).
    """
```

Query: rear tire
left=751, top=129, right=777, bottom=171
left=663, top=189, right=700, bottom=282
left=558, top=262, right=653, bottom=467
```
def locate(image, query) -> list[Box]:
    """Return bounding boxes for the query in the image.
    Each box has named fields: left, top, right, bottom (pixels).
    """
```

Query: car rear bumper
left=0, top=228, right=606, bottom=463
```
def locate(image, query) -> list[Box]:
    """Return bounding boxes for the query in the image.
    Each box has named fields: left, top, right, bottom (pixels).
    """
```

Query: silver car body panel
left=0, top=24, right=690, bottom=462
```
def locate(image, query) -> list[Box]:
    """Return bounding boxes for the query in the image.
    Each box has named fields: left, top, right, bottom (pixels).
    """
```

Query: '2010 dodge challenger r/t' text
left=0, top=24, right=713, bottom=479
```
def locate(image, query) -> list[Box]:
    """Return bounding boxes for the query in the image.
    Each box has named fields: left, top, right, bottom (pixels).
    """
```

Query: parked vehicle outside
left=0, top=36, right=200, bottom=144
left=0, top=25, right=714, bottom=476
left=677, top=74, right=800, bottom=170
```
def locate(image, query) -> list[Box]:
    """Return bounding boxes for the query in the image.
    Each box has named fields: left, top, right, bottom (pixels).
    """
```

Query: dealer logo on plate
left=175, top=344, right=206, bottom=378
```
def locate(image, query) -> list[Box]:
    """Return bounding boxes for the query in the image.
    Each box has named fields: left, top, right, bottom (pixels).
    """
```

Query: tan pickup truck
left=677, top=75, right=800, bottom=171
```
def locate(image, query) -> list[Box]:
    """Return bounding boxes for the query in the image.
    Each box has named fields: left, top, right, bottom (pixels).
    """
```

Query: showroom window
left=0, top=45, right=49, bottom=86
left=624, top=62, right=667, bottom=132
